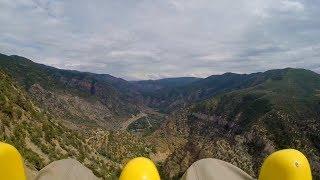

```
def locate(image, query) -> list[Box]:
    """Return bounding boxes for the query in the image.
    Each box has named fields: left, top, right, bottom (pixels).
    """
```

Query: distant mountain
left=0, top=53, right=143, bottom=129
left=1, top=52, right=319, bottom=179
left=153, top=68, right=320, bottom=179
left=131, top=77, right=201, bottom=92
left=140, top=68, right=303, bottom=112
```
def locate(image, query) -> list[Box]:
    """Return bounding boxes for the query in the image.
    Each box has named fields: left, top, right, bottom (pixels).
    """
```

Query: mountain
left=0, top=69, right=156, bottom=179
left=0, top=70, right=117, bottom=178
left=1, top=52, right=319, bottom=179
left=153, top=68, right=320, bottom=179
left=0, top=53, right=143, bottom=129
left=140, top=69, right=294, bottom=112
left=131, top=77, right=201, bottom=93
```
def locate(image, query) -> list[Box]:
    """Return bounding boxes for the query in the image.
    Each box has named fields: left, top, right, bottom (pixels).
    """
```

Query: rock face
left=0, top=70, right=131, bottom=179
left=0, top=53, right=142, bottom=129
left=1, top=52, right=320, bottom=179
left=34, top=159, right=99, bottom=180
left=29, top=84, right=117, bottom=129
left=157, top=68, right=320, bottom=179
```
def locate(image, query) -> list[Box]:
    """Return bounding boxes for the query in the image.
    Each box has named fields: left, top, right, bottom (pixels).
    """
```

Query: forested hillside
left=0, top=70, right=153, bottom=179
left=1, top=53, right=319, bottom=179
left=0, top=53, right=142, bottom=129
left=156, top=68, right=320, bottom=179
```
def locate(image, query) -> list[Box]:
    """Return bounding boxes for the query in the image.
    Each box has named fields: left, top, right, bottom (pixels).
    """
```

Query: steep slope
left=0, top=53, right=142, bottom=129
left=155, top=69, right=320, bottom=179
left=2, top=52, right=319, bottom=179
left=0, top=70, right=154, bottom=179
left=0, top=70, right=117, bottom=178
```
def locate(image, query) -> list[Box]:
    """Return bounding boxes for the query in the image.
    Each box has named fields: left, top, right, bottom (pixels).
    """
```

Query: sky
left=1, top=0, right=320, bottom=80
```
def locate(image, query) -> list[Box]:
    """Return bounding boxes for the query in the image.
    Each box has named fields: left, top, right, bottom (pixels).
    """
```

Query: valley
left=121, top=112, right=147, bottom=131
left=0, top=53, right=319, bottom=179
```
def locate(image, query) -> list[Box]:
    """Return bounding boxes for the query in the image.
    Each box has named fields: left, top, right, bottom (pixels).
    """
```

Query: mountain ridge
left=0, top=53, right=143, bottom=129
left=156, top=68, right=320, bottom=178
left=0, top=68, right=157, bottom=179
left=1, top=52, right=320, bottom=179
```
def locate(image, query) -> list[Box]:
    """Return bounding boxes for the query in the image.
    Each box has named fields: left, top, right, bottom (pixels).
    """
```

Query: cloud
left=0, top=0, right=319, bottom=80
left=280, top=0, right=304, bottom=12
left=107, top=50, right=157, bottom=59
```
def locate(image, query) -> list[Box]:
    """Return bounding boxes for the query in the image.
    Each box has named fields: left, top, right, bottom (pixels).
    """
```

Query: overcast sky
left=1, top=0, right=320, bottom=80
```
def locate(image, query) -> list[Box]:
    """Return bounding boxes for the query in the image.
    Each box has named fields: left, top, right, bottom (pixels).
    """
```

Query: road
left=120, top=112, right=147, bottom=131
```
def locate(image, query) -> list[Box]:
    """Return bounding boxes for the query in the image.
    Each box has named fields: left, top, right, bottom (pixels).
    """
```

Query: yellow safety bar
left=0, top=141, right=313, bottom=180
left=119, top=149, right=312, bottom=180
left=119, top=157, right=160, bottom=180
left=259, top=149, right=312, bottom=180
left=0, top=142, right=26, bottom=180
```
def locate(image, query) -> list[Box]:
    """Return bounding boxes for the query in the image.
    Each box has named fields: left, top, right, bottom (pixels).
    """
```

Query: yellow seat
left=119, top=157, right=160, bottom=180
left=259, top=149, right=312, bottom=180
left=0, top=142, right=26, bottom=180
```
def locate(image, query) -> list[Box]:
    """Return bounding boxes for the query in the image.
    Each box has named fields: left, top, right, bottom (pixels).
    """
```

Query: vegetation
left=0, top=53, right=140, bottom=127
left=127, top=114, right=165, bottom=135
left=161, top=68, right=320, bottom=179
left=1, top=52, right=320, bottom=179
left=0, top=70, right=139, bottom=179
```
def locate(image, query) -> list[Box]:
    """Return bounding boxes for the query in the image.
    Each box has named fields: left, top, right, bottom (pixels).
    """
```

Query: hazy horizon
left=1, top=0, right=320, bottom=80
left=3, top=52, right=319, bottom=81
